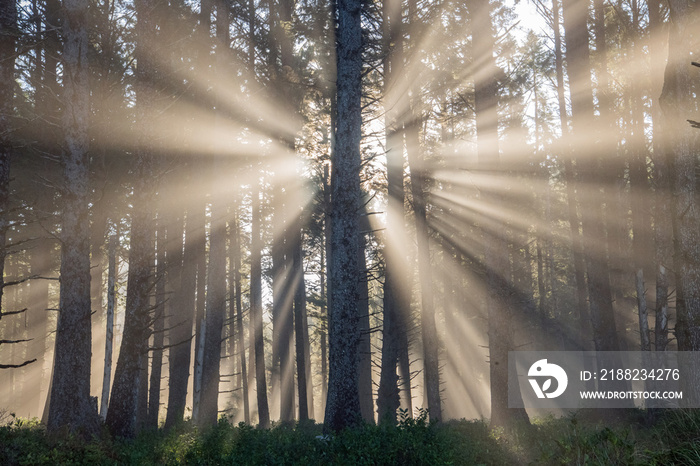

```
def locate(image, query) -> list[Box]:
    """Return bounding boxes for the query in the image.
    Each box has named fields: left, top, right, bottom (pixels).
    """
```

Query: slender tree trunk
left=357, top=222, right=374, bottom=422
left=320, top=164, right=330, bottom=417
left=230, top=210, right=250, bottom=423
left=648, top=0, right=671, bottom=351
left=46, top=0, right=99, bottom=435
left=301, top=266, right=314, bottom=420
left=148, top=218, right=166, bottom=428
left=629, top=0, right=651, bottom=351
left=293, top=227, right=308, bottom=421
left=200, top=200, right=226, bottom=426
left=192, top=207, right=207, bottom=422
left=377, top=0, right=405, bottom=425
left=406, top=120, right=441, bottom=422
left=323, top=0, right=364, bottom=433
left=251, top=183, right=270, bottom=427
left=100, top=231, right=117, bottom=419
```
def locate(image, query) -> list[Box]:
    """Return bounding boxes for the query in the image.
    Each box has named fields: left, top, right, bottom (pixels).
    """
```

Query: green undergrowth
left=2, top=409, right=700, bottom=465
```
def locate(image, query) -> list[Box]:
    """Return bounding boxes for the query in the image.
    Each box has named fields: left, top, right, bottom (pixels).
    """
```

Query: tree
left=0, top=0, right=16, bottom=320
left=660, top=0, right=700, bottom=401
left=106, top=0, right=158, bottom=437
left=469, top=0, right=530, bottom=429
left=46, top=0, right=100, bottom=435
left=377, top=0, right=406, bottom=425
left=324, top=0, right=364, bottom=433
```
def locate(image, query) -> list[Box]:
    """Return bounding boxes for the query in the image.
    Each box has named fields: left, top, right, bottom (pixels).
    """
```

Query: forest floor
left=1, top=408, right=699, bottom=465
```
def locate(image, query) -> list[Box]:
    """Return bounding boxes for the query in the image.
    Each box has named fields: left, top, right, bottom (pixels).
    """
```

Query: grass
left=1, top=409, right=699, bottom=465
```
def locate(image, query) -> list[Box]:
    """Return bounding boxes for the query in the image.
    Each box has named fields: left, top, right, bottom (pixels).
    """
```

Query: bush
left=2, top=409, right=699, bottom=465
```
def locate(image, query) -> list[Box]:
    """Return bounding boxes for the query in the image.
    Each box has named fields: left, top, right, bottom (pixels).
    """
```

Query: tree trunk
left=377, top=0, right=408, bottom=425
left=106, top=0, right=157, bottom=437
left=100, top=231, right=117, bottom=419
left=230, top=210, right=250, bottom=423
left=660, top=1, right=700, bottom=403
left=323, top=0, right=364, bottom=433
left=648, top=0, right=671, bottom=351
left=148, top=218, right=166, bottom=428
left=293, top=227, right=309, bottom=421
left=406, top=119, right=442, bottom=422
left=251, top=183, right=270, bottom=427
left=320, top=164, right=330, bottom=417
left=629, top=0, right=651, bottom=352
left=46, top=0, right=99, bottom=435
left=357, top=221, right=374, bottom=422
left=164, top=206, right=195, bottom=429
left=0, top=0, right=17, bottom=327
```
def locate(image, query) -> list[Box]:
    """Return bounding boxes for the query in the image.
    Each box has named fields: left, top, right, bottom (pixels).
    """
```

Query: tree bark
left=648, top=0, right=671, bottom=351
left=106, top=0, right=157, bottom=437
left=46, top=0, right=100, bottom=435
left=660, top=1, right=700, bottom=361
left=406, top=118, right=442, bottom=422
left=251, top=183, right=270, bottom=427
left=148, top=218, right=166, bottom=428
left=629, top=0, right=651, bottom=352
left=164, top=206, right=195, bottom=429
left=293, top=227, right=309, bottom=421
left=100, top=231, right=117, bottom=419
left=323, top=0, right=364, bottom=433
left=377, top=0, right=409, bottom=425
left=230, top=210, right=250, bottom=423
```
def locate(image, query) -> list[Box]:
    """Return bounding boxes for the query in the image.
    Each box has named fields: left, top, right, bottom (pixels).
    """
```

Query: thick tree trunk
left=106, top=0, right=157, bottom=438
left=164, top=207, right=195, bottom=429
left=0, top=0, right=17, bottom=323
left=46, top=0, right=100, bottom=435
left=661, top=1, right=700, bottom=373
left=323, top=0, right=364, bottom=433
left=200, top=198, right=227, bottom=426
